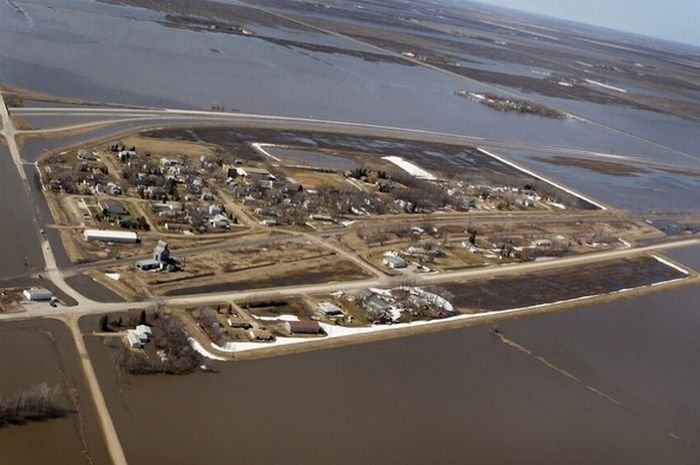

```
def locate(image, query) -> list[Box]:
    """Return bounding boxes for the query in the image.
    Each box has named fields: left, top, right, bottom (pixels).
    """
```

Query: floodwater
left=0, top=144, right=44, bottom=279
left=0, top=319, right=110, bottom=465
left=2, top=0, right=700, bottom=462
left=85, top=281, right=700, bottom=464
left=0, top=0, right=695, bottom=164
left=499, top=147, right=700, bottom=211
left=1, top=0, right=698, bottom=218
left=65, top=274, right=125, bottom=303
left=662, top=244, right=700, bottom=270
left=263, top=146, right=361, bottom=170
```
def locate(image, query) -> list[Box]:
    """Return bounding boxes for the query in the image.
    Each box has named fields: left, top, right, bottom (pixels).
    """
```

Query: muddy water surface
left=0, top=320, right=110, bottom=465
left=0, top=145, right=44, bottom=279
left=85, top=283, right=700, bottom=464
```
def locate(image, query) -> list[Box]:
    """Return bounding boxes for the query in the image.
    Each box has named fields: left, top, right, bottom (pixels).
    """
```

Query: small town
left=2, top=1, right=700, bottom=462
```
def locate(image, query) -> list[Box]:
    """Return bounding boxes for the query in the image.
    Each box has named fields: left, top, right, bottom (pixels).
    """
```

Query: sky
left=478, top=0, right=700, bottom=47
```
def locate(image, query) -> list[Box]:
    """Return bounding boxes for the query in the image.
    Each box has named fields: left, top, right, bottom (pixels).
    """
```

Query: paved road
left=2, top=92, right=129, bottom=465
left=10, top=105, right=675, bottom=167
left=65, top=315, right=129, bottom=465
left=4, top=235, right=697, bottom=324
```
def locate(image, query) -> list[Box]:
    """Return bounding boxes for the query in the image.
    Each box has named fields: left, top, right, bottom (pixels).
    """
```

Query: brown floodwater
left=0, top=319, right=110, bottom=465
left=84, top=281, right=700, bottom=465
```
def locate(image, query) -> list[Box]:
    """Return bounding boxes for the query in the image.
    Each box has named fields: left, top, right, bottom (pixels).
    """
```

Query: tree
left=99, top=315, right=110, bottom=332
left=139, top=310, right=147, bottom=326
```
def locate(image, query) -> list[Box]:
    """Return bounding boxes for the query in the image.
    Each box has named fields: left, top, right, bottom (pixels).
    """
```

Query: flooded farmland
left=1, top=0, right=696, bottom=165
left=0, top=320, right=110, bottom=465
left=445, top=256, right=688, bottom=311
left=84, top=282, right=700, bottom=464
left=2, top=0, right=700, bottom=463
left=0, top=144, right=44, bottom=279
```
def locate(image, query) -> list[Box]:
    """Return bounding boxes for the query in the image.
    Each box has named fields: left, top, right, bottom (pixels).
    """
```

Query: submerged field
left=83, top=288, right=700, bottom=464
left=0, top=320, right=110, bottom=465
left=446, top=256, right=687, bottom=311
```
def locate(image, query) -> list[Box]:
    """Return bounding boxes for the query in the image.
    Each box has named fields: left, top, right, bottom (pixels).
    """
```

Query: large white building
left=83, top=229, right=139, bottom=243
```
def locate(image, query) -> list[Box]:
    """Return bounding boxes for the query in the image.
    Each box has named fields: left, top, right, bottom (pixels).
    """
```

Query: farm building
left=23, top=287, right=54, bottom=301
left=286, top=320, right=324, bottom=335
left=84, top=229, right=139, bottom=243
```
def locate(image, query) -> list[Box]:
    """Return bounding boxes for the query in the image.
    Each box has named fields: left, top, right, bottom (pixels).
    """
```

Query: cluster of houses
left=229, top=164, right=397, bottom=226
left=215, top=306, right=328, bottom=344
left=115, top=149, right=240, bottom=233
left=147, top=199, right=235, bottom=233
left=461, top=235, right=567, bottom=260
left=354, top=287, right=455, bottom=324
left=45, top=149, right=123, bottom=196
left=382, top=245, right=445, bottom=270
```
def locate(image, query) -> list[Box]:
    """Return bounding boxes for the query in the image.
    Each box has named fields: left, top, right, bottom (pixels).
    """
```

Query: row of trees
left=0, top=383, right=67, bottom=427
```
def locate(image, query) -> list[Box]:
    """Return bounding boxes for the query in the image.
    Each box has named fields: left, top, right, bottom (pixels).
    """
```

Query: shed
left=135, top=259, right=161, bottom=271
left=247, top=329, right=275, bottom=342
left=228, top=317, right=252, bottom=329
left=23, top=287, right=54, bottom=301
left=286, top=320, right=324, bottom=335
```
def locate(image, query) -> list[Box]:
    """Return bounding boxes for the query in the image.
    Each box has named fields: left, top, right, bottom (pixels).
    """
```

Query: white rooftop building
left=319, top=301, right=343, bottom=316
left=23, top=287, right=54, bottom=302
left=126, top=330, right=144, bottom=349
left=135, top=325, right=152, bottom=342
left=84, top=229, right=139, bottom=243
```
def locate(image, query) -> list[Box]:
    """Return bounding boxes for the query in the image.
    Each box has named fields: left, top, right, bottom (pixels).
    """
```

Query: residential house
left=318, top=301, right=343, bottom=317
left=98, top=199, right=128, bottom=216
left=383, top=255, right=407, bottom=269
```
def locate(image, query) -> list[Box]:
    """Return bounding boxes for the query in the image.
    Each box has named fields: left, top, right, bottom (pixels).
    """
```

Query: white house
left=319, top=301, right=343, bottom=316
left=208, top=214, right=230, bottom=229
left=383, top=255, right=407, bottom=269
left=126, top=330, right=144, bottom=349
left=135, top=325, right=152, bottom=342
